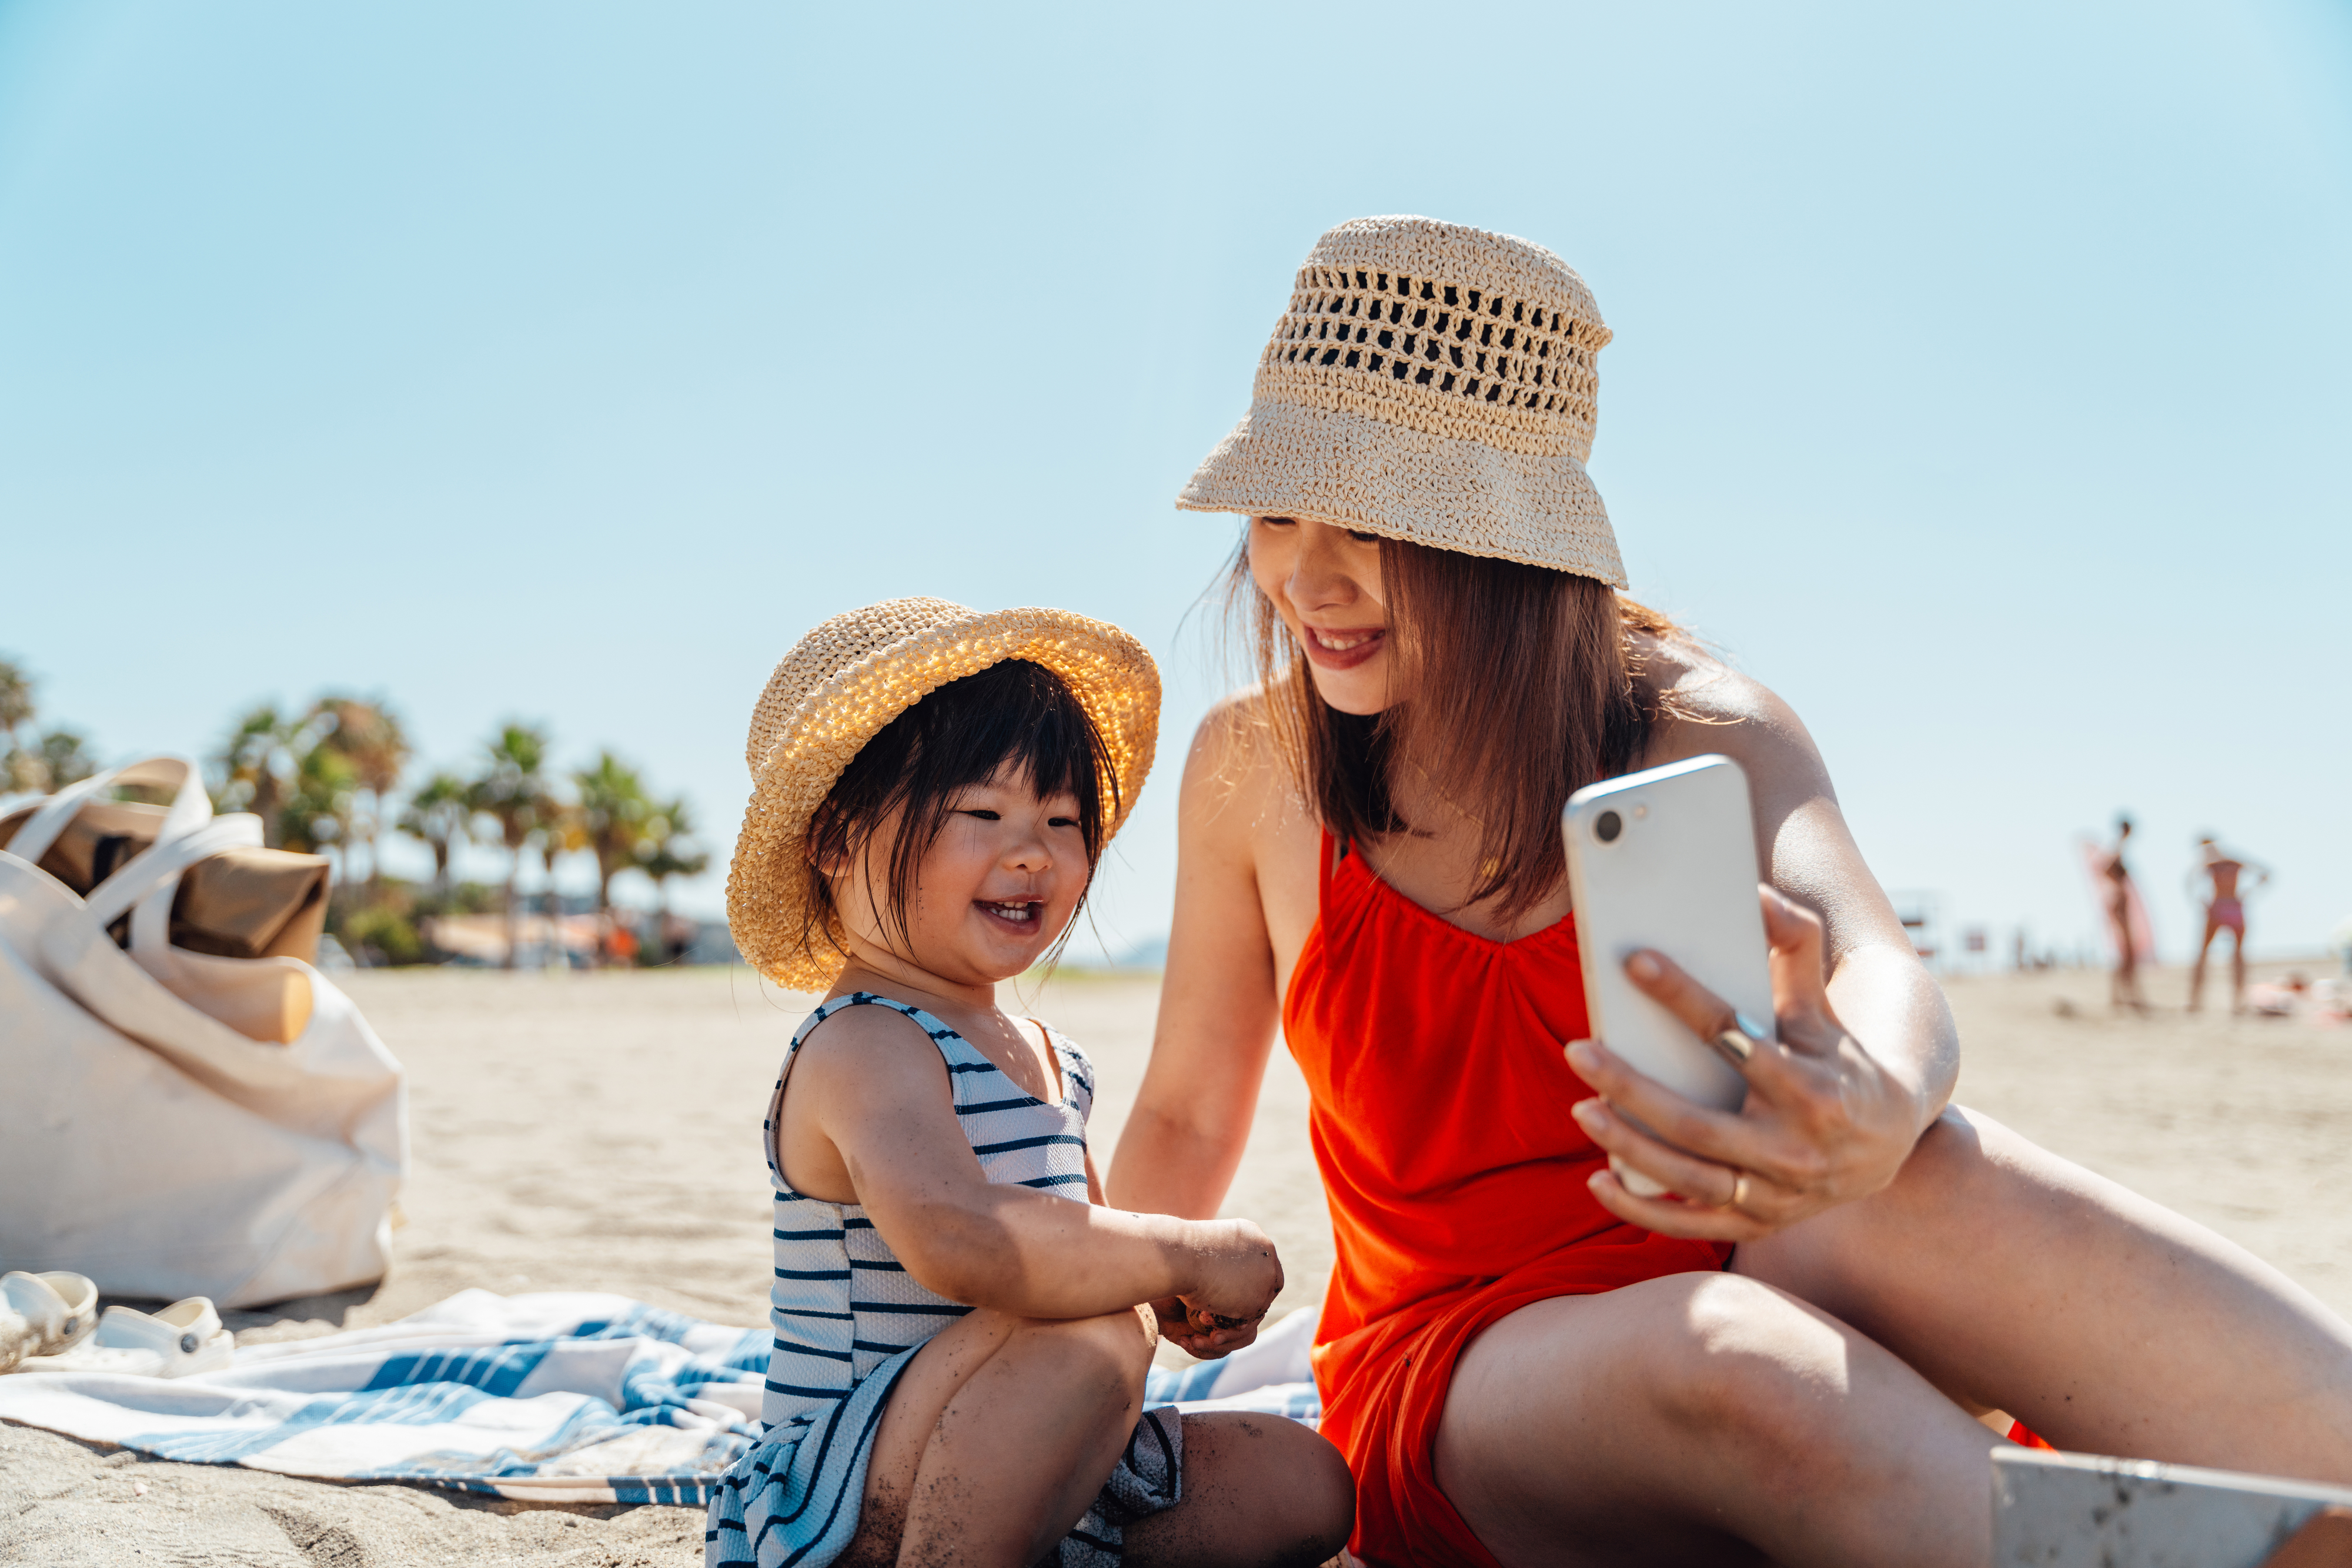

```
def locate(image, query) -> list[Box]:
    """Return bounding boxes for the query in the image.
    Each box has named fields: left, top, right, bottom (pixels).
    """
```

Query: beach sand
left=6, top=959, right=2349, bottom=1563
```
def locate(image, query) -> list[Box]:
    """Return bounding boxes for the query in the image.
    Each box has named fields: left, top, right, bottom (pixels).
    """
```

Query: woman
left=2099, top=815, right=2150, bottom=1012
left=1105, top=216, right=2352, bottom=1567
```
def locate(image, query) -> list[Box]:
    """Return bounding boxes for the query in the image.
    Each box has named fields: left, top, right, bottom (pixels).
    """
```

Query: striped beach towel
left=0, top=1290, right=762, bottom=1503
left=0, top=1292, right=1321, bottom=1506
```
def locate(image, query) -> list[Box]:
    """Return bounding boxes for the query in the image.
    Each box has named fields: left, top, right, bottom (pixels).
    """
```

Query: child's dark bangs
left=896, top=660, right=1110, bottom=847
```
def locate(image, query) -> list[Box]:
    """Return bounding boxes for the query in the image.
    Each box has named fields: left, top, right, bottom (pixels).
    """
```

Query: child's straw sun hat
left=726, top=597, right=1160, bottom=993
left=1178, top=215, right=1626, bottom=587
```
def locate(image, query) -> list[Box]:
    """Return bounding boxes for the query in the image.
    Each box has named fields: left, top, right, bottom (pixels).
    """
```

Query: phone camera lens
left=1593, top=809, right=1623, bottom=844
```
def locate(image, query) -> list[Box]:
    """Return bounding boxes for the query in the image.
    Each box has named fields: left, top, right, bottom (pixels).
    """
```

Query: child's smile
left=975, top=898, right=1044, bottom=931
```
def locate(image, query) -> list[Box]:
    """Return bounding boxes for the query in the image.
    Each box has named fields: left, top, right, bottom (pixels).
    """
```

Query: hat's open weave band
left=1264, top=264, right=1606, bottom=461
left=1178, top=216, right=1628, bottom=586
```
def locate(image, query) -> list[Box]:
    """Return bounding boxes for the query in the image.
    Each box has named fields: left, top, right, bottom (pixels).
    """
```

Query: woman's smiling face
left=1247, top=516, right=1396, bottom=716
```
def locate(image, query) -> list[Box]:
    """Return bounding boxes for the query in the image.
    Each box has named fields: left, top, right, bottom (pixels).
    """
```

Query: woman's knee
left=1897, top=1106, right=2011, bottom=1195
left=1754, top=1107, right=2018, bottom=1286
left=1646, top=1274, right=1856, bottom=1453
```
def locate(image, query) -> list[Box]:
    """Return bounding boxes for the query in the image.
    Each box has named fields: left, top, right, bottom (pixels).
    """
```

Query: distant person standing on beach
left=2098, top=815, right=2149, bottom=1012
left=2189, top=835, right=2270, bottom=1013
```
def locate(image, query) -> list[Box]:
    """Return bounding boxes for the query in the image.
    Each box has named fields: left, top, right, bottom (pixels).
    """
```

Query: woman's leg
left=841, top=1305, right=1155, bottom=1568
left=1124, top=1412, right=1354, bottom=1568
left=1434, top=1272, right=2002, bottom=1568
left=2110, top=899, right=2143, bottom=1009
left=1735, top=1106, right=2352, bottom=1480
left=2190, top=918, right=2218, bottom=1009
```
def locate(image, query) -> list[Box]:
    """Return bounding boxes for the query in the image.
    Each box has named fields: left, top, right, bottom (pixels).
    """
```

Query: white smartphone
left=1562, top=754, right=1776, bottom=1198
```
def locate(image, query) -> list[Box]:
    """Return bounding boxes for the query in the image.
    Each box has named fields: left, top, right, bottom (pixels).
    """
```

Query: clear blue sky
left=3, top=1, right=2347, bottom=964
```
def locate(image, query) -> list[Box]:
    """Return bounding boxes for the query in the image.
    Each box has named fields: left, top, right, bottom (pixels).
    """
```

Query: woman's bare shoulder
left=1179, top=686, right=1304, bottom=828
left=1188, top=683, right=1275, bottom=763
left=1632, top=633, right=1830, bottom=791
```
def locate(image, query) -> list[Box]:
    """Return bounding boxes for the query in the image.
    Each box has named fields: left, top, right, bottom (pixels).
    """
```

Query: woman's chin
left=1307, top=666, right=1394, bottom=716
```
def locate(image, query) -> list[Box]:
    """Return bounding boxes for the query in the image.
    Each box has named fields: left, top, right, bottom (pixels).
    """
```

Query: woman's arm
left=1656, top=663, right=1958, bottom=1126
left=791, top=1005, right=1282, bottom=1328
left=1567, top=663, right=1961, bottom=1238
left=1105, top=700, right=1289, bottom=1222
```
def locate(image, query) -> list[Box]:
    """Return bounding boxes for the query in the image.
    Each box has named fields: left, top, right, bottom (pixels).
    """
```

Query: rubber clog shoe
left=2, top=1272, right=99, bottom=1359
left=18, top=1296, right=233, bottom=1379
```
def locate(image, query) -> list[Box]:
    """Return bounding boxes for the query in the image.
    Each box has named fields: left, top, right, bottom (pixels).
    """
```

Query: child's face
left=836, top=761, right=1090, bottom=986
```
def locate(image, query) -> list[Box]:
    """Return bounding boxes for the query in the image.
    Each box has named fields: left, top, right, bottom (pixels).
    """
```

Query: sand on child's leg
left=841, top=1304, right=1158, bottom=1567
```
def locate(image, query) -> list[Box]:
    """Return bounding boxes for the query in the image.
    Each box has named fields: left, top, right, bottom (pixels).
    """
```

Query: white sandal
left=0, top=1272, right=98, bottom=1370
left=17, top=1295, right=233, bottom=1379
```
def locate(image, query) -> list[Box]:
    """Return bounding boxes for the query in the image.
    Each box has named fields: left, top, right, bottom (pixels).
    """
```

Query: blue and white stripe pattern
left=0, top=1286, right=1314, bottom=1509
left=757, top=993, right=1093, bottom=1425
left=706, top=993, right=1182, bottom=1568
left=0, top=1290, right=774, bottom=1504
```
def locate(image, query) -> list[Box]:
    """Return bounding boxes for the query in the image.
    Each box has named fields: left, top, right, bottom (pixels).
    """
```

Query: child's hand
left=1159, top=1218, right=1282, bottom=1358
left=1148, top=1296, right=1257, bottom=1358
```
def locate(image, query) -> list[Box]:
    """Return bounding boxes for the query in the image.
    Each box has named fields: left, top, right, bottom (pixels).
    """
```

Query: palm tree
left=279, top=740, right=359, bottom=868
left=311, top=696, right=410, bottom=894
left=471, top=723, right=556, bottom=969
left=633, top=794, right=710, bottom=961
left=212, top=705, right=303, bottom=844
left=535, top=797, right=586, bottom=964
left=396, top=771, right=473, bottom=895
left=573, top=752, right=653, bottom=912
left=0, top=660, right=95, bottom=795
left=0, top=657, right=34, bottom=791
left=0, top=658, right=32, bottom=742
left=31, top=731, right=98, bottom=792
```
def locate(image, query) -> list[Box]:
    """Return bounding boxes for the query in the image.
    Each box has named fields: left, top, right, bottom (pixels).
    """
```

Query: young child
left=708, top=599, right=1352, bottom=1568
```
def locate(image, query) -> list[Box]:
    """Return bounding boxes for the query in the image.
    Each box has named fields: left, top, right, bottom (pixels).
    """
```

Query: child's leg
left=842, top=1304, right=1157, bottom=1568
left=1124, top=1412, right=1354, bottom=1568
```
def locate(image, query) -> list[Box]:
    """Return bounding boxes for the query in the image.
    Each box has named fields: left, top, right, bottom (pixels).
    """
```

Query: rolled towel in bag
left=0, top=799, right=329, bottom=963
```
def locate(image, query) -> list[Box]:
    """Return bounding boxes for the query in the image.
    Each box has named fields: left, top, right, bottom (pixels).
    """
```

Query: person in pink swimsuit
left=2189, top=835, right=2271, bottom=1013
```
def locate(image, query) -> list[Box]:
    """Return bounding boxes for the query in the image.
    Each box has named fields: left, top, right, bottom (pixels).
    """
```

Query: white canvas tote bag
left=0, top=757, right=407, bottom=1308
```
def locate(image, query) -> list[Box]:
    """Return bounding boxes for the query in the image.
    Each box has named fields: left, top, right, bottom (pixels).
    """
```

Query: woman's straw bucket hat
left=726, top=597, right=1160, bottom=993
left=1178, top=215, right=1626, bottom=587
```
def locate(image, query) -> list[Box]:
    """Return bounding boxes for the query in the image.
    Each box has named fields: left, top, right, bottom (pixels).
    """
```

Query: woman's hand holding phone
left=1564, top=886, right=1927, bottom=1241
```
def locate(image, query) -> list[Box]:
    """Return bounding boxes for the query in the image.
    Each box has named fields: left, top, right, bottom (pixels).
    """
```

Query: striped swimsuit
left=705, top=993, right=1181, bottom=1567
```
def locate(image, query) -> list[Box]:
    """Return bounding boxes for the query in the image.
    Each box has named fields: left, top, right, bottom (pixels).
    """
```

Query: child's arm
left=785, top=1006, right=1281, bottom=1336
left=1083, top=1144, right=1239, bottom=1356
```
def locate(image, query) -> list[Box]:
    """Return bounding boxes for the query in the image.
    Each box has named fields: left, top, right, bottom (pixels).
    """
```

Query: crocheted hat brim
left=1176, top=398, right=1627, bottom=588
left=726, top=604, right=1160, bottom=994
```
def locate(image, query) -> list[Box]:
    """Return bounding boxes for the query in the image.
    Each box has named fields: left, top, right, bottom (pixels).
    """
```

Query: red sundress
left=1285, top=835, right=1732, bottom=1566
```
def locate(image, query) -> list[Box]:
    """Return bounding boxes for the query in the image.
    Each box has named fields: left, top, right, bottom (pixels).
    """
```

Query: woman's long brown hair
left=1229, top=526, right=1681, bottom=924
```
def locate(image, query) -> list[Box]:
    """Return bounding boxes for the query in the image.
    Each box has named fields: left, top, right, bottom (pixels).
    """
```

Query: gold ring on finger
left=1713, top=1012, right=1767, bottom=1066
left=1728, top=1172, right=1750, bottom=1212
